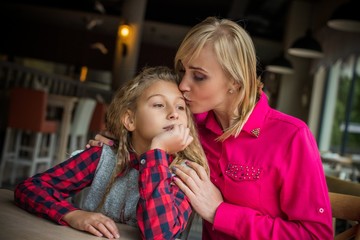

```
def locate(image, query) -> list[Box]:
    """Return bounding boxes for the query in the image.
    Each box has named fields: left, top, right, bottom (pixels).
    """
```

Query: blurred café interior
left=0, top=0, right=359, bottom=205
left=0, top=0, right=360, bottom=238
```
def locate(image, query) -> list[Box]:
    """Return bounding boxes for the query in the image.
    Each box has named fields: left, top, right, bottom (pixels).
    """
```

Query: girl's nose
left=168, top=110, right=179, bottom=120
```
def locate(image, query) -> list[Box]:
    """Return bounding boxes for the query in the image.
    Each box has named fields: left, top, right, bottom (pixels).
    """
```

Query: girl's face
left=129, top=80, right=188, bottom=148
left=178, top=44, right=233, bottom=114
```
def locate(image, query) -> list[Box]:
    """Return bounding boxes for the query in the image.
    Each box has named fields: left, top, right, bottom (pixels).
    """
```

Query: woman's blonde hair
left=175, top=16, right=263, bottom=141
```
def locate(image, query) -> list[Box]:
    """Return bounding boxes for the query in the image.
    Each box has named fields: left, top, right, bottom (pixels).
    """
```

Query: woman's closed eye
left=193, top=72, right=206, bottom=81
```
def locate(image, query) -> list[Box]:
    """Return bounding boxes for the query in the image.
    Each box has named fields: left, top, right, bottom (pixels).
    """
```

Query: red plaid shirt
left=14, top=146, right=191, bottom=239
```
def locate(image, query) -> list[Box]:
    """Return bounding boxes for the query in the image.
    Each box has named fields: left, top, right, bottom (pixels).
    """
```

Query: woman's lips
left=183, top=93, right=191, bottom=102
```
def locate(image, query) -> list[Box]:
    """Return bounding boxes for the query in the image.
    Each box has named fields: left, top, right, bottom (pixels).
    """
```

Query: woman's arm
left=86, top=132, right=116, bottom=149
left=173, top=128, right=333, bottom=239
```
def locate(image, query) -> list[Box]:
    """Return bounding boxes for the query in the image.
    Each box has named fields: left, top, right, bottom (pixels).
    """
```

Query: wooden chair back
left=326, top=175, right=360, bottom=240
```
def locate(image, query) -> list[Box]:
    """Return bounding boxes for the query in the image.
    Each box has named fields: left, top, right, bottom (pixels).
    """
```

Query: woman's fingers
left=173, top=162, right=223, bottom=223
left=173, top=163, right=201, bottom=191
left=183, top=161, right=208, bottom=181
left=86, top=133, right=115, bottom=148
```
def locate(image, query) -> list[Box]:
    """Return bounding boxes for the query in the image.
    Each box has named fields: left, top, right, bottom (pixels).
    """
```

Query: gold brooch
left=250, top=128, right=260, bottom=137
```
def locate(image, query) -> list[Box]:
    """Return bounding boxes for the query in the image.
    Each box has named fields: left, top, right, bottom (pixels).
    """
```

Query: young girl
left=14, top=66, right=209, bottom=240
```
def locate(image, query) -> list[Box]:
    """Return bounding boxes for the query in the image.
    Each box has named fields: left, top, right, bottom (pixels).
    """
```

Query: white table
left=0, top=189, right=141, bottom=240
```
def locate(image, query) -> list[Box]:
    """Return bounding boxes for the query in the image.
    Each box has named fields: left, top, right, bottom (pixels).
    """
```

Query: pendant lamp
left=266, top=55, right=294, bottom=75
left=327, top=0, right=360, bottom=32
left=288, top=29, right=323, bottom=58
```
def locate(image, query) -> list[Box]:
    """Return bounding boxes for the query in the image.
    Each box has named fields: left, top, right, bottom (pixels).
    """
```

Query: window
left=317, top=54, right=360, bottom=156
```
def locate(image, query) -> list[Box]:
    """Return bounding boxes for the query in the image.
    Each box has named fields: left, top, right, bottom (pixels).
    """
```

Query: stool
left=0, top=88, right=58, bottom=187
left=68, top=98, right=96, bottom=153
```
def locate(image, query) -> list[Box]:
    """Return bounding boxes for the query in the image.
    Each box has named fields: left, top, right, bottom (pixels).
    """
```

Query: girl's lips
left=163, top=125, right=174, bottom=131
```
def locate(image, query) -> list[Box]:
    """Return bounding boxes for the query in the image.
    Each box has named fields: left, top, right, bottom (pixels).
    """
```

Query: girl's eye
left=193, top=72, right=206, bottom=81
left=177, top=105, right=186, bottom=111
left=153, top=103, right=164, bottom=108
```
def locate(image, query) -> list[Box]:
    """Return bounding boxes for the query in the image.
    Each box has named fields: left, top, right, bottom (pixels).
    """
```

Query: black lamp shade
left=327, top=0, right=360, bottom=32
left=266, top=55, right=294, bottom=75
left=288, top=29, right=323, bottom=58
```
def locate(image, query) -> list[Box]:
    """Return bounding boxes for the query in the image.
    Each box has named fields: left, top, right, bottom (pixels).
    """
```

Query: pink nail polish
left=109, top=140, right=114, bottom=146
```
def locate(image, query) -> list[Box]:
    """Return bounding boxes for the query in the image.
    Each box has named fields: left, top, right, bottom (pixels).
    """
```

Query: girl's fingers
left=87, top=225, right=103, bottom=238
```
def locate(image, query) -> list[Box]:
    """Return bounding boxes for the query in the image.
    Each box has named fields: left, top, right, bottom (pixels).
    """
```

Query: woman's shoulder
left=268, top=108, right=309, bottom=130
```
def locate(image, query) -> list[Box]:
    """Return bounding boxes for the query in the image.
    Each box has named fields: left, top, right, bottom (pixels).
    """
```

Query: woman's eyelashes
left=193, top=72, right=206, bottom=81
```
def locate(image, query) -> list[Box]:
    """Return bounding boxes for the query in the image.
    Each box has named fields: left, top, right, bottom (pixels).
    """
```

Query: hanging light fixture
left=327, top=0, right=360, bottom=32
left=266, top=54, right=294, bottom=75
left=118, top=22, right=132, bottom=57
left=288, top=29, right=324, bottom=58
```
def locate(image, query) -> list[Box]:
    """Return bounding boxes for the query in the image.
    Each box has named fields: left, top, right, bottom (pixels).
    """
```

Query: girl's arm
left=136, top=149, right=192, bottom=240
left=14, top=147, right=102, bottom=225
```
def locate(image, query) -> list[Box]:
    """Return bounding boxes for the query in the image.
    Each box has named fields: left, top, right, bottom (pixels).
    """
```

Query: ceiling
left=3, top=0, right=292, bottom=41
left=0, top=0, right=293, bottom=70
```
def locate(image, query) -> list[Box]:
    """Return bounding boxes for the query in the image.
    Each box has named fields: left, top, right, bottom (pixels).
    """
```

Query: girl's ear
left=122, top=110, right=136, bottom=132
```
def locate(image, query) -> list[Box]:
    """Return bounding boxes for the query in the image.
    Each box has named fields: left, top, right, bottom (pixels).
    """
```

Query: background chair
left=0, top=87, right=58, bottom=187
left=329, top=192, right=360, bottom=240
left=88, top=102, right=108, bottom=137
left=67, top=98, right=96, bottom=154
left=326, top=175, right=360, bottom=240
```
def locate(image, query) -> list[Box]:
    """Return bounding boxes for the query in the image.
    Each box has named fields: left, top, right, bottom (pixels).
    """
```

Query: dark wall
left=0, top=20, right=116, bottom=71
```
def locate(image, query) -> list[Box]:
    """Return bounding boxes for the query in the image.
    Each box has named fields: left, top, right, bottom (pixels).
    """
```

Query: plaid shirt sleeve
left=136, top=149, right=192, bottom=240
left=14, top=146, right=103, bottom=225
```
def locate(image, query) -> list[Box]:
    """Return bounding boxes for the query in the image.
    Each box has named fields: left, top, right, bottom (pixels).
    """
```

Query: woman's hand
left=150, top=124, right=193, bottom=154
left=86, top=131, right=115, bottom=149
left=172, top=161, right=223, bottom=223
left=63, top=210, right=120, bottom=239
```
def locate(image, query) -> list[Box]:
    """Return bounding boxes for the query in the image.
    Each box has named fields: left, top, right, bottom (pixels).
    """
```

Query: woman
left=89, top=17, right=333, bottom=239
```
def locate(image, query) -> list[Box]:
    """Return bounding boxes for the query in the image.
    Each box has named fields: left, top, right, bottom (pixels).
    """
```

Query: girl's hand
left=172, top=161, right=223, bottom=224
left=86, top=131, right=115, bottom=149
left=63, top=210, right=120, bottom=239
left=150, top=124, right=193, bottom=154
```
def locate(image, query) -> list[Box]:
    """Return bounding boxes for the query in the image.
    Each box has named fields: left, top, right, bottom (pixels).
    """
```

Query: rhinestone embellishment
left=251, top=128, right=260, bottom=137
left=225, top=164, right=261, bottom=181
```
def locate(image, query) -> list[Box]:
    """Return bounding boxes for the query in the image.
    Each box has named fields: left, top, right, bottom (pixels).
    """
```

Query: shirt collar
left=198, top=92, right=270, bottom=138
left=242, top=92, right=269, bottom=137
left=129, top=152, right=139, bottom=170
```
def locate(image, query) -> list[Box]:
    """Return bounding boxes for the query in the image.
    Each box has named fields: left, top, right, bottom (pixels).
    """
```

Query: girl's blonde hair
left=97, top=66, right=209, bottom=210
left=175, top=16, right=263, bottom=141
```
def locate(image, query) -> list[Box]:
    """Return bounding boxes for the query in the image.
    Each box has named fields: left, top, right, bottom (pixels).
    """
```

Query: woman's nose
left=178, top=76, right=189, bottom=92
